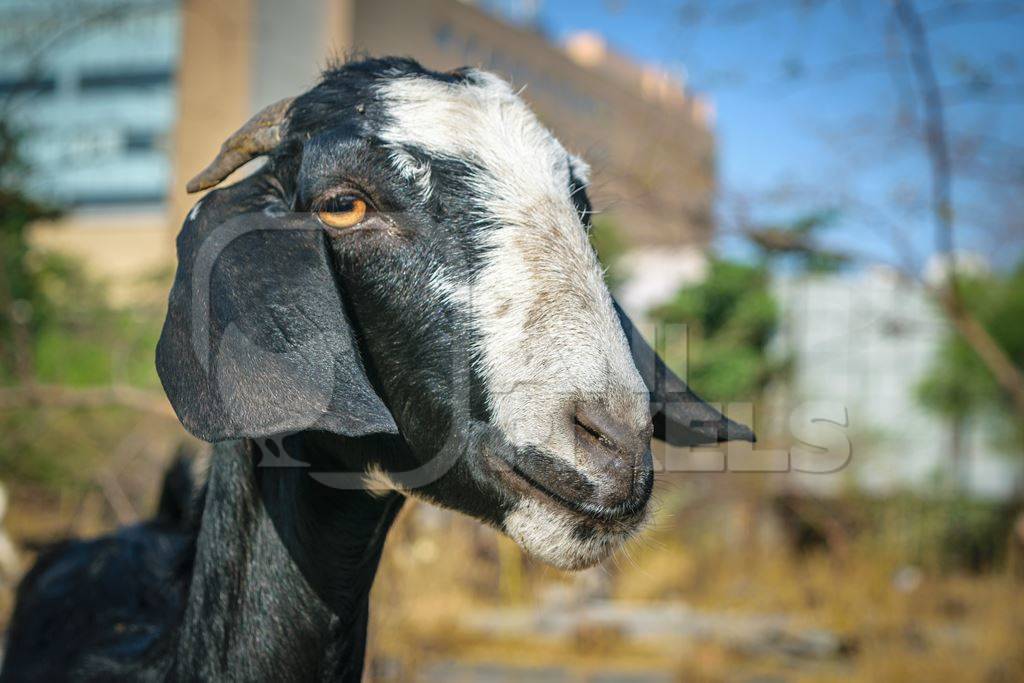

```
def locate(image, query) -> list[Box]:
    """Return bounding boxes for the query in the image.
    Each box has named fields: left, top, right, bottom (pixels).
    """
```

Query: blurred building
left=174, top=0, right=716, bottom=289
left=3, top=0, right=716, bottom=303
left=0, top=0, right=180, bottom=290
left=773, top=268, right=1022, bottom=500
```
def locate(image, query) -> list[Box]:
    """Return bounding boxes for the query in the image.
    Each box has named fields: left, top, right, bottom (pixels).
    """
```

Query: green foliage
left=786, top=208, right=840, bottom=237
left=0, top=120, right=164, bottom=490
left=648, top=258, right=781, bottom=402
left=0, top=122, right=59, bottom=380
left=916, top=263, right=1024, bottom=449
left=747, top=208, right=847, bottom=274
left=0, top=406, right=138, bottom=489
left=0, top=121, right=161, bottom=389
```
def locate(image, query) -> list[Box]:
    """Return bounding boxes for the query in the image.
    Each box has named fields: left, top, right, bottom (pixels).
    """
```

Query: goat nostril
left=573, top=404, right=648, bottom=462
left=574, top=415, right=616, bottom=451
left=573, top=403, right=653, bottom=511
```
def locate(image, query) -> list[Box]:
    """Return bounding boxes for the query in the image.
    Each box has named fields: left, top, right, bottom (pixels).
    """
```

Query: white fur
left=503, top=498, right=641, bottom=570
left=568, top=154, right=591, bottom=187
left=377, top=71, right=650, bottom=566
left=425, top=263, right=472, bottom=310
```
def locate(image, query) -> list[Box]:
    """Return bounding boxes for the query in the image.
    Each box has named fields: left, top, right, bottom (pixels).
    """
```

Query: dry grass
left=0, top=432, right=1019, bottom=682
left=367, top=487, right=1024, bottom=683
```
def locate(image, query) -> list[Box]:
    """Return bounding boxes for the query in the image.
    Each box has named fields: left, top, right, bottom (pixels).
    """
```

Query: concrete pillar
left=168, top=0, right=254, bottom=240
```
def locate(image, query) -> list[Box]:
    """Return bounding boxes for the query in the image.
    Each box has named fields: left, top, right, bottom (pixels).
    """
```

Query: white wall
left=773, top=268, right=1022, bottom=500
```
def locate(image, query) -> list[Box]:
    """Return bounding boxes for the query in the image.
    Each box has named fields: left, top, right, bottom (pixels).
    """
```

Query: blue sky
left=534, top=0, right=1024, bottom=271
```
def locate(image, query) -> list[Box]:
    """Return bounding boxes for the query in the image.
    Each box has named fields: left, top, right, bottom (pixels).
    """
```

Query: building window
left=124, top=130, right=161, bottom=153
left=73, top=191, right=167, bottom=207
left=0, top=76, right=56, bottom=97
left=79, top=67, right=174, bottom=92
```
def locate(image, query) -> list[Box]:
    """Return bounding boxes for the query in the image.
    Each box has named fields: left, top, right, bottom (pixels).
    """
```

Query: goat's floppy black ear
left=157, top=174, right=398, bottom=442
left=614, top=299, right=755, bottom=446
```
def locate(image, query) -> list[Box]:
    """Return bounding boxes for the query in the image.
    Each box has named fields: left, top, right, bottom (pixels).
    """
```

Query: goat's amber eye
left=316, top=197, right=367, bottom=230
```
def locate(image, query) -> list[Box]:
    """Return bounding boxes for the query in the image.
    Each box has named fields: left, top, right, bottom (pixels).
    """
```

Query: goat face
left=158, top=58, right=753, bottom=570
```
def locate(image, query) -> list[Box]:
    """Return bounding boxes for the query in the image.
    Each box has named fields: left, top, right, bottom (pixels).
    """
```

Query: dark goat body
left=1, top=56, right=752, bottom=680
left=2, top=435, right=403, bottom=682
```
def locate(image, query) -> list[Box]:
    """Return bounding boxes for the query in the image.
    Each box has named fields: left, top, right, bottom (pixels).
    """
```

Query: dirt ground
left=365, top=490, right=1024, bottom=683
left=0, top=427, right=1021, bottom=683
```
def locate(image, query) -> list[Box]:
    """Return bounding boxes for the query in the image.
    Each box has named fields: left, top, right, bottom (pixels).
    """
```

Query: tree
left=648, top=257, right=780, bottom=403
left=0, top=122, right=163, bottom=398
left=744, top=208, right=848, bottom=274
left=0, top=122, right=58, bottom=384
left=918, top=262, right=1024, bottom=451
left=0, top=64, right=170, bottom=495
left=671, top=0, right=1024, bottom=427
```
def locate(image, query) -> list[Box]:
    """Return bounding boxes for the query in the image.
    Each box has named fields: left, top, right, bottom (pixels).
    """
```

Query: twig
left=0, top=384, right=173, bottom=417
left=95, top=470, right=138, bottom=525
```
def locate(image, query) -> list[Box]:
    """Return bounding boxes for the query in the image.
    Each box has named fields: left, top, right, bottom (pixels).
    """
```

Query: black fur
left=2, top=436, right=404, bottom=682
left=154, top=448, right=199, bottom=527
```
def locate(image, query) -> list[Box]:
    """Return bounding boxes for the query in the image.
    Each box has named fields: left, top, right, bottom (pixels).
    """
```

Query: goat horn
left=186, top=97, right=295, bottom=193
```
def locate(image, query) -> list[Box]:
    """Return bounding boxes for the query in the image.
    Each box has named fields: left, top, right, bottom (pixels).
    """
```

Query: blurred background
left=1, top=0, right=1022, bottom=681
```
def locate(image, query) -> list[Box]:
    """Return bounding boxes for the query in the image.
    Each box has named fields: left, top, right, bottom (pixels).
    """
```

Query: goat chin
left=503, top=497, right=649, bottom=571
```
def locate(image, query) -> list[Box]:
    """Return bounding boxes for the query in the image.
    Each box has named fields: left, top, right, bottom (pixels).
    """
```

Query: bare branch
left=894, top=0, right=1024, bottom=422
left=894, top=0, right=954, bottom=259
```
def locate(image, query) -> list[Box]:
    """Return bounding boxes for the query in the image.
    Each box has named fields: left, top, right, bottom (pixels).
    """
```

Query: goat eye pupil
left=316, top=197, right=367, bottom=230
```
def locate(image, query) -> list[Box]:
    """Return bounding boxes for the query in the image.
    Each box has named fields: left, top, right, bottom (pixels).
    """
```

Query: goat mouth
left=487, top=449, right=652, bottom=528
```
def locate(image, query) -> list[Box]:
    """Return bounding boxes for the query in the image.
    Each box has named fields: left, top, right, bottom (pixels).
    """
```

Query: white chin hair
left=502, top=498, right=641, bottom=571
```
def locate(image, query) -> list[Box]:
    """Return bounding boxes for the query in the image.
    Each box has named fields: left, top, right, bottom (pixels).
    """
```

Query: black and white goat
left=0, top=57, right=752, bottom=682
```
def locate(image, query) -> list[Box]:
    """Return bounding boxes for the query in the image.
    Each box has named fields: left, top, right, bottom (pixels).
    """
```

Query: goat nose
left=573, top=402, right=654, bottom=510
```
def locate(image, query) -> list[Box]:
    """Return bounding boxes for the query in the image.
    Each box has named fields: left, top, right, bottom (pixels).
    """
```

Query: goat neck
left=170, top=435, right=404, bottom=682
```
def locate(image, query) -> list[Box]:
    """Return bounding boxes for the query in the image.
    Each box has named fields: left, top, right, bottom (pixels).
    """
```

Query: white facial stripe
left=377, top=72, right=571, bottom=204
left=376, top=71, right=648, bottom=467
